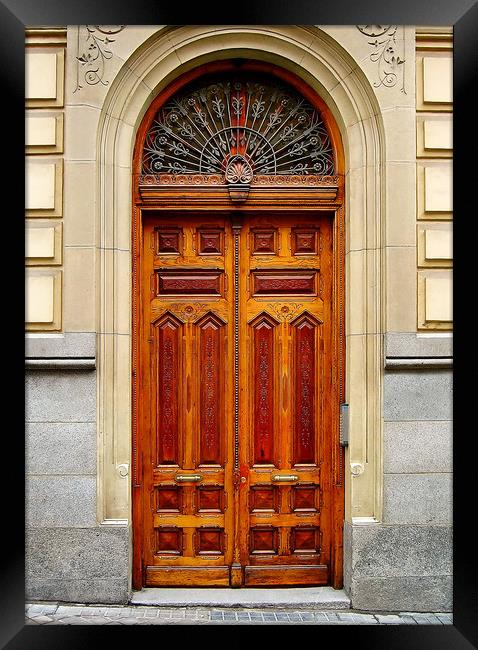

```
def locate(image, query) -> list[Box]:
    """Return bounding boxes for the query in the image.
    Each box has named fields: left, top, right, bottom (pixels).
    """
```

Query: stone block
left=351, top=575, right=452, bottom=612
left=25, top=332, right=96, bottom=358
left=25, top=370, right=96, bottom=422
left=26, top=526, right=129, bottom=577
left=383, top=473, right=452, bottom=525
left=26, top=578, right=130, bottom=605
left=385, top=332, right=452, bottom=358
left=26, top=476, right=97, bottom=527
left=384, top=421, right=452, bottom=473
left=26, top=422, right=96, bottom=475
left=383, top=369, right=452, bottom=421
left=350, top=524, right=452, bottom=578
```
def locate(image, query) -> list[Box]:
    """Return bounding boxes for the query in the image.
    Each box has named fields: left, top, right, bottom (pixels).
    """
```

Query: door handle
left=271, top=474, right=299, bottom=482
left=174, top=474, right=203, bottom=482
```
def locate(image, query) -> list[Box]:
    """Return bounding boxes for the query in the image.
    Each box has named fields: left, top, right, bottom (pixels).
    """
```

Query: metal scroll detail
left=142, top=74, right=335, bottom=177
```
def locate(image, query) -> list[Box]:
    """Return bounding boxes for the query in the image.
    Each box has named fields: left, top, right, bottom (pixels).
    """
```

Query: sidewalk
left=25, top=603, right=453, bottom=626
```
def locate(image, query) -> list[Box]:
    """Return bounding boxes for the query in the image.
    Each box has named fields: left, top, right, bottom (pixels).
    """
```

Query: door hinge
left=339, top=403, right=349, bottom=447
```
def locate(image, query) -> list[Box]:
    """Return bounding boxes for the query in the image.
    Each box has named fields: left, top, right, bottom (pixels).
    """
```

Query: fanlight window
left=141, top=73, right=335, bottom=181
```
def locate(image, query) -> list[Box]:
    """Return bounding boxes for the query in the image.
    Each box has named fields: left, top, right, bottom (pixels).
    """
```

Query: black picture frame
left=4, top=1, right=477, bottom=647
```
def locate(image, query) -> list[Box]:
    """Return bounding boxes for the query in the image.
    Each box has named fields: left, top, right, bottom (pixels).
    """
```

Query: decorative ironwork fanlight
left=141, top=73, right=336, bottom=202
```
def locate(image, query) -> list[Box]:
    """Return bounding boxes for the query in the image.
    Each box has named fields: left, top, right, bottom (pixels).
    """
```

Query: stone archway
left=95, top=26, right=385, bottom=588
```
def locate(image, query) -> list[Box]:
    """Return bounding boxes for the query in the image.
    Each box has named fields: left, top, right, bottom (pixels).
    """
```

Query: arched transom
left=141, top=73, right=336, bottom=180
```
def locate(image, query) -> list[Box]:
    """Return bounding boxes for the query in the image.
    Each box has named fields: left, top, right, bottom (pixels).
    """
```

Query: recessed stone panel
left=425, top=275, right=452, bottom=322
left=423, top=57, right=452, bottom=104
left=417, top=269, right=453, bottom=328
left=25, top=270, right=62, bottom=331
left=417, top=223, right=452, bottom=268
left=425, top=229, right=452, bottom=261
left=26, top=115, right=56, bottom=146
left=25, top=52, right=57, bottom=99
left=424, top=166, right=452, bottom=212
left=26, top=159, right=63, bottom=217
left=25, top=48, right=64, bottom=108
left=417, top=162, right=452, bottom=219
left=423, top=120, right=452, bottom=150
left=26, top=162, right=55, bottom=210
left=26, top=226, right=55, bottom=258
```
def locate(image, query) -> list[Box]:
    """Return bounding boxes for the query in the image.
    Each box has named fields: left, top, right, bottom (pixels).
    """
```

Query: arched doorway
left=132, top=60, right=345, bottom=589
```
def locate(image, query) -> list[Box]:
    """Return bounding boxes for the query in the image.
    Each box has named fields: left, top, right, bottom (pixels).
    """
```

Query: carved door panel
left=238, top=214, right=334, bottom=586
left=141, top=214, right=235, bottom=586
left=140, top=212, right=335, bottom=587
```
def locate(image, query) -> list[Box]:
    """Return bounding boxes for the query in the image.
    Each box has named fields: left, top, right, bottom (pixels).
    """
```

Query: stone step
left=130, top=586, right=351, bottom=609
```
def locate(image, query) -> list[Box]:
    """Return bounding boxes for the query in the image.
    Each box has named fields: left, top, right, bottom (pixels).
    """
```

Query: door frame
left=131, top=60, right=346, bottom=590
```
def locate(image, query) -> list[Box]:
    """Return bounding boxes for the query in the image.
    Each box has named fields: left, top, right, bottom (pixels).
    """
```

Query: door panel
left=141, top=212, right=335, bottom=587
left=142, top=215, right=234, bottom=586
left=239, top=214, right=333, bottom=586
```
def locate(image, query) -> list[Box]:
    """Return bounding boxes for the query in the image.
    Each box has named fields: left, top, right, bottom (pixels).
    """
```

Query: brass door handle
left=174, top=474, right=203, bottom=482
left=271, top=474, right=299, bottom=482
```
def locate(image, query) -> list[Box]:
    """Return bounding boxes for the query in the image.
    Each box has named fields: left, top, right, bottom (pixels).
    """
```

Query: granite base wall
left=25, top=527, right=131, bottom=604
left=343, top=367, right=453, bottom=613
left=25, top=364, right=452, bottom=609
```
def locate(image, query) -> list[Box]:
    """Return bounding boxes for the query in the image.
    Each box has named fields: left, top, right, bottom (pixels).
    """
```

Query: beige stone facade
left=25, top=25, right=453, bottom=609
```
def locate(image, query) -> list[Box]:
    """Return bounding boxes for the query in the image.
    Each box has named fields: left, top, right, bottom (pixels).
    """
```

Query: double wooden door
left=138, top=211, right=339, bottom=587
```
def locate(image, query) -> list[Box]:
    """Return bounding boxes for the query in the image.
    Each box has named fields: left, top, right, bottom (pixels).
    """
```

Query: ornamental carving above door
left=132, top=61, right=345, bottom=589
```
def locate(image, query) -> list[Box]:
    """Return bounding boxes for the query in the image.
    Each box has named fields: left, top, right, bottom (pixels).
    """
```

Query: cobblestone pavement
left=25, top=603, right=453, bottom=626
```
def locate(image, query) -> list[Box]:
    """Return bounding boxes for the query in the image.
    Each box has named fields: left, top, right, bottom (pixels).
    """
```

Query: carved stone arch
left=96, top=26, right=385, bottom=549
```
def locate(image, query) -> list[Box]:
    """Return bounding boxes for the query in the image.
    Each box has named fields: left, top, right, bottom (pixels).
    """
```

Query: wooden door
left=140, top=214, right=235, bottom=586
left=138, top=211, right=337, bottom=587
left=238, top=213, right=334, bottom=586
